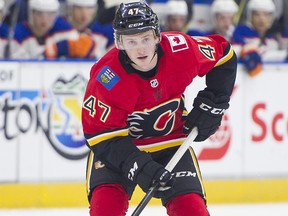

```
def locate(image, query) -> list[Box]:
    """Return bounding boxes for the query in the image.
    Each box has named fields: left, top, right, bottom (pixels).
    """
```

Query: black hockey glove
left=122, top=152, right=175, bottom=198
left=183, top=91, right=229, bottom=141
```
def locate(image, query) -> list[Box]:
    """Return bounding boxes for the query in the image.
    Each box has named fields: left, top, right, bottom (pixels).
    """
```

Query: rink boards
left=1, top=60, right=288, bottom=207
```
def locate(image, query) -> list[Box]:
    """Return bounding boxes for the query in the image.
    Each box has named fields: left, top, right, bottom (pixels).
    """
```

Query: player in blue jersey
left=64, top=0, right=115, bottom=59
left=232, top=0, right=288, bottom=76
left=10, top=0, right=79, bottom=59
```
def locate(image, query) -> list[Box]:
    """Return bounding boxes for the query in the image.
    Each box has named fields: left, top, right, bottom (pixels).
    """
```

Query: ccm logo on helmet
left=200, top=102, right=225, bottom=115
left=128, top=22, right=144, bottom=28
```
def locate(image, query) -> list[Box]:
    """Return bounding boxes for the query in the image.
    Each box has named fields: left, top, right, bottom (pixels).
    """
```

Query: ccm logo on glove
left=122, top=152, right=175, bottom=198
left=128, top=161, right=138, bottom=181
left=199, top=102, right=225, bottom=115
left=183, top=91, right=230, bottom=141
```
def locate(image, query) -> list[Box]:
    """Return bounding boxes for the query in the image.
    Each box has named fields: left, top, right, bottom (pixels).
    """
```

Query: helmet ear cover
left=113, top=1, right=160, bottom=47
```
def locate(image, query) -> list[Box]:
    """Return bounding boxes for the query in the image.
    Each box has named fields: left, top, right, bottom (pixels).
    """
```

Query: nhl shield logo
left=150, top=79, right=158, bottom=88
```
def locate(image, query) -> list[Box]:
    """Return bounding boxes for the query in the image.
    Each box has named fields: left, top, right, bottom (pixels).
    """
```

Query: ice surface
left=0, top=203, right=288, bottom=216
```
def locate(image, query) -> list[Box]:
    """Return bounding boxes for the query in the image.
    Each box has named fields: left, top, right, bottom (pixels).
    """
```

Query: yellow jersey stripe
left=214, top=45, right=234, bottom=67
left=189, top=147, right=206, bottom=199
left=138, top=138, right=186, bottom=152
left=86, top=151, right=94, bottom=197
left=87, top=128, right=129, bottom=146
left=183, top=109, right=188, bottom=115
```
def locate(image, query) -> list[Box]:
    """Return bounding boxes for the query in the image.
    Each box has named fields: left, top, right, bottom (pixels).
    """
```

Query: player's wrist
left=193, top=96, right=228, bottom=117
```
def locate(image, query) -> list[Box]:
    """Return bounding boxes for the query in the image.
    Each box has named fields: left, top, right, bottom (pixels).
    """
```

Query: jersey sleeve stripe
left=87, top=128, right=129, bottom=147
left=214, top=45, right=234, bottom=67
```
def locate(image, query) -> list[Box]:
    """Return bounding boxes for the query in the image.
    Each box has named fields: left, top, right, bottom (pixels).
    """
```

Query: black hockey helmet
left=113, top=1, right=160, bottom=37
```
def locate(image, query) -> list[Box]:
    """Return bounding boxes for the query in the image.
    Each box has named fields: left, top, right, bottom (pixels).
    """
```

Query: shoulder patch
left=96, top=66, right=120, bottom=90
left=165, top=34, right=188, bottom=52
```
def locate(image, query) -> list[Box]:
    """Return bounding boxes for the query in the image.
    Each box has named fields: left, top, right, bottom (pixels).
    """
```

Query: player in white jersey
left=9, top=0, right=80, bottom=59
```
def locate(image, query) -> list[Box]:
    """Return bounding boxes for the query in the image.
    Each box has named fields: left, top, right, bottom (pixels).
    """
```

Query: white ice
left=0, top=203, right=288, bottom=216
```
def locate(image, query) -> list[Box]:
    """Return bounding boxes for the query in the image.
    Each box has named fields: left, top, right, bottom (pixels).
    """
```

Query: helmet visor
left=116, top=30, right=159, bottom=50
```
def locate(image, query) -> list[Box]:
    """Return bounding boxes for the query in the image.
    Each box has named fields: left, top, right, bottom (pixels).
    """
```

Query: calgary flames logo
left=127, top=99, right=180, bottom=139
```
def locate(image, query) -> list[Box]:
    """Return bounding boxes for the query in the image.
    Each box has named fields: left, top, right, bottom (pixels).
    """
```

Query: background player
left=0, top=0, right=8, bottom=58
left=81, top=1, right=237, bottom=216
left=10, top=0, right=79, bottom=59
left=232, top=0, right=287, bottom=76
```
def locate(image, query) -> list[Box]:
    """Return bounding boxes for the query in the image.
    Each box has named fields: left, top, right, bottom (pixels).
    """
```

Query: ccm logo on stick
left=199, top=102, right=225, bottom=115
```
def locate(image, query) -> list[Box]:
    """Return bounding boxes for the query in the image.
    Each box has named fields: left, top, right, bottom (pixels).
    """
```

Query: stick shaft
left=5, top=0, right=21, bottom=58
left=131, top=182, right=159, bottom=216
left=165, top=127, right=198, bottom=172
left=131, top=127, right=198, bottom=216
left=233, top=0, right=248, bottom=25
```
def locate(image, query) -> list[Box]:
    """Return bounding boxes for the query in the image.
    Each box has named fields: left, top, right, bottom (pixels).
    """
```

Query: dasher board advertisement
left=1, top=61, right=288, bottom=183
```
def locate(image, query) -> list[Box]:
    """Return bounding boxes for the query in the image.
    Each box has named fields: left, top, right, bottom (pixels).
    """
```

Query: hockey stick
left=131, top=127, right=198, bottom=216
left=233, top=0, right=248, bottom=25
left=4, top=0, right=21, bottom=58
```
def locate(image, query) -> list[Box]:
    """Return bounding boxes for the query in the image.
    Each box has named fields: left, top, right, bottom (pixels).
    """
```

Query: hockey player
left=64, top=0, right=115, bottom=59
left=162, top=0, right=189, bottom=32
left=210, top=0, right=239, bottom=42
left=187, top=0, right=238, bottom=41
left=82, top=1, right=237, bottom=216
left=66, top=0, right=97, bottom=33
left=232, top=0, right=287, bottom=76
left=10, top=0, right=75, bottom=59
left=10, top=0, right=95, bottom=59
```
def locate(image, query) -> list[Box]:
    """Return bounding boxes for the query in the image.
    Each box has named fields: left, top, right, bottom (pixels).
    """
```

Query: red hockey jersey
left=82, top=31, right=235, bottom=153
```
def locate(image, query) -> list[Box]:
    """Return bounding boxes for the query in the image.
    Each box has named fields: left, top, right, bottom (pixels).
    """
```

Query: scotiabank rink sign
left=0, top=61, right=288, bottom=183
left=188, top=64, right=288, bottom=178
